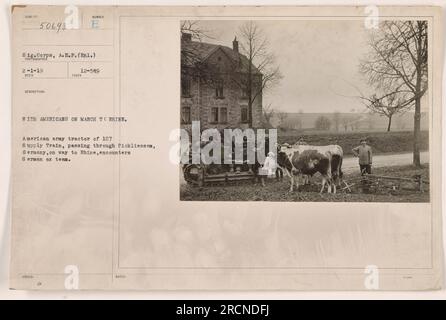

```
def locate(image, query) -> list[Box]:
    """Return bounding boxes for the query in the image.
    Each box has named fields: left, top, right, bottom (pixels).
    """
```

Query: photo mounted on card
left=10, top=5, right=443, bottom=290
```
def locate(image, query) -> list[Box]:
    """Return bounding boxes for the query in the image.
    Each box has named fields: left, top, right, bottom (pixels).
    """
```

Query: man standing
left=352, top=139, right=373, bottom=175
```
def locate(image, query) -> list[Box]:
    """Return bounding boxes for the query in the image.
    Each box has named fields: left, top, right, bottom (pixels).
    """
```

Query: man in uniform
left=352, top=138, right=373, bottom=175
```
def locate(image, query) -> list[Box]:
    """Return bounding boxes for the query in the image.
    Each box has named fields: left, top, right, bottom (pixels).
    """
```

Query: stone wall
left=181, top=73, right=262, bottom=132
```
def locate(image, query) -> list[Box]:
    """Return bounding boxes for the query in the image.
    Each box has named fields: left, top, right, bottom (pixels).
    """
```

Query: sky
left=192, top=20, right=428, bottom=114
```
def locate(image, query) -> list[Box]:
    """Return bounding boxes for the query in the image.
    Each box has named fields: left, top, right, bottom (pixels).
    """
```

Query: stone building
left=180, top=33, right=263, bottom=132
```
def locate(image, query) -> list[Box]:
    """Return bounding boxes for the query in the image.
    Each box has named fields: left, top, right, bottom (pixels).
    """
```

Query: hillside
left=271, top=112, right=429, bottom=132
left=277, top=130, right=429, bottom=156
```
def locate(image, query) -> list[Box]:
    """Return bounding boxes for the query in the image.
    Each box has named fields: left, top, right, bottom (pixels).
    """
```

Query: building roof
left=181, top=37, right=261, bottom=75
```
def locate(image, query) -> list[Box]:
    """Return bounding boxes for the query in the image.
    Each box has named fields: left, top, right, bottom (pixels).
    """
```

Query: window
left=215, top=79, right=224, bottom=99
left=220, top=107, right=228, bottom=123
left=241, top=106, right=249, bottom=123
left=181, top=76, right=191, bottom=97
left=210, top=107, right=227, bottom=123
left=211, top=107, right=219, bottom=123
left=241, top=86, right=249, bottom=99
left=181, top=106, right=191, bottom=124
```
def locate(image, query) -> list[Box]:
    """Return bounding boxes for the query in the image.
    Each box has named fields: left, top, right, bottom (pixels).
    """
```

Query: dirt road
left=342, top=151, right=429, bottom=173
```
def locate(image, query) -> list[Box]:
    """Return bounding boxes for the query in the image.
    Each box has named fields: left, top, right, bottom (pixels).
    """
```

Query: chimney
left=232, top=36, right=238, bottom=53
left=182, top=32, right=192, bottom=42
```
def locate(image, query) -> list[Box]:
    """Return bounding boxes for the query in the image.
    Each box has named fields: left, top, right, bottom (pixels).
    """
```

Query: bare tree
left=362, top=92, right=411, bottom=131
left=295, top=109, right=304, bottom=130
left=236, top=21, right=282, bottom=127
left=333, top=111, right=341, bottom=131
left=360, top=21, right=428, bottom=167
left=277, top=111, right=288, bottom=129
left=181, top=21, right=214, bottom=42
left=349, top=121, right=356, bottom=132
left=314, top=115, right=332, bottom=131
left=261, top=103, right=275, bottom=128
left=181, top=21, right=211, bottom=66
left=348, top=115, right=362, bottom=131
left=180, top=21, right=217, bottom=82
left=342, top=116, right=350, bottom=132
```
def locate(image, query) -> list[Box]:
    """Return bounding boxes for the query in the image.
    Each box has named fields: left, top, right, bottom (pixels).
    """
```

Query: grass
left=180, top=164, right=429, bottom=203
left=277, top=130, right=429, bottom=156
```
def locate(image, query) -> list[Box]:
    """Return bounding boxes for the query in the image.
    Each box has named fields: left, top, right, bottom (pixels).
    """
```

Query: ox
left=277, top=144, right=343, bottom=193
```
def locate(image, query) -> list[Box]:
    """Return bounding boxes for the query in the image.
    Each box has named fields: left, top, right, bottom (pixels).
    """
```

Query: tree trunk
left=248, top=100, right=253, bottom=128
left=413, top=97, right=421, bottom=167
left=413, top=23, right=423, bottom=168
left=386, top=115, right=392, bottom=132
left=247, top=47, right=253, bottom=128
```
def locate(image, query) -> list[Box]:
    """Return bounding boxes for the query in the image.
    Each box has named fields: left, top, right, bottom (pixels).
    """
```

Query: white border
left=1, top=0, right=445, bottom=299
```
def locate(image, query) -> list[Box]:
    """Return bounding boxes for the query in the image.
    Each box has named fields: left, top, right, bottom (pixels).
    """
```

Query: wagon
left=182, top=136, right=274, bottom=186
left=340, top=173, right=429, bottom=194
left=183, top=163, right=257, bottom=186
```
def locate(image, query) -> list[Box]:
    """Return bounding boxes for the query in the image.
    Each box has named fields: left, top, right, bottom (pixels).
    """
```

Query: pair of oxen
left=265, top=143, right=344, bottom=194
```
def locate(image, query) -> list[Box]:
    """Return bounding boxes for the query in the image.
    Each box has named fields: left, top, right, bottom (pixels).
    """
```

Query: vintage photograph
left=8, top=5, right=443, bottom=293
left=180, top=20, right=430, bottom=202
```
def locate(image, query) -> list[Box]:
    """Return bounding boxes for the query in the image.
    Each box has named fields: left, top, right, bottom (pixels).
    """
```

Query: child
left=261, top=152, right=278, bottom=177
